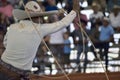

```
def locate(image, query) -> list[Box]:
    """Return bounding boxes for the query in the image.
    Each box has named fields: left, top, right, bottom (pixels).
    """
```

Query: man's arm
left=40, top=0, right=80, bottom=36
left=41, top=10, right=76, bottom=36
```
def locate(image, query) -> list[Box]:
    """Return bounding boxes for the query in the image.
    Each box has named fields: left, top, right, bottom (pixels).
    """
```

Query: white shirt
left=109, top=12, right=120, bottom=28
left=1, top=11, right=76, bottom=70
left=49, top=28, right=66, bottom=44
left=90, top=11, right=104, bottom=19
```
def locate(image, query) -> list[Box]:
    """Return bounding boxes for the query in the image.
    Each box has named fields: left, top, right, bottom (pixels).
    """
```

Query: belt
left=0, top=59, right=31, bottom=80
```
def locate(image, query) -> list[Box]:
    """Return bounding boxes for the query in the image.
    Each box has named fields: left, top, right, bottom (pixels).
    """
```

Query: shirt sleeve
left=3, top=33, right=7, bottom=48
left=40, top=10, right=76, bottom=36
left=110, top=26, right=114, bottom=35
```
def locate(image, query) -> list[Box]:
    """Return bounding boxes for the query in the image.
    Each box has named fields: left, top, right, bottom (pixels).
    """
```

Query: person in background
left=92, top=0, right=107, bottom=14
left=0, top=12, right=10, bottom=56
left=109, top=5, right=120, bottom=33
left=89, top=2, right=104, bottom=31
left=90, top=22, right=101, bottom=61
left=109, top=5, right=120, bottom=59
left=72, top=17, right=90, bottom=73
left=48, top=14, right=67, bottom=70
left=63, top=31, right=71, bottom=68
left=64, top=0, right=73, bottom=13
left=45, top=0, right=58, bottom=11
left=107, top=0, right=120, bottom=12
left=99, top=17, right=114, bottom=71
left=0, top=12, right=10, bottom=34
left=71, top=0, right=89, bottom=72
left=0, top=0, right=14, bottom=23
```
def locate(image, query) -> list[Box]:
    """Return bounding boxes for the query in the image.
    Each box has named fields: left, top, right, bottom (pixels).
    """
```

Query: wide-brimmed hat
left=13, top=1, right=62, bottom=20
left=91, top=2, right=100, bottom=10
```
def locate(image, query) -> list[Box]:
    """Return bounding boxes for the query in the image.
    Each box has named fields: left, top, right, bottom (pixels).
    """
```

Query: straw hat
left=13, top=1, right=62, bottom=20
left=91, top=2, right=101, bottom=10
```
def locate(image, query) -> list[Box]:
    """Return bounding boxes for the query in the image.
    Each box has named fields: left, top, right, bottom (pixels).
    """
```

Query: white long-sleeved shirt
left=1, top=11, right=76, bottom=70
left=109, top=12, right=120, bottom=28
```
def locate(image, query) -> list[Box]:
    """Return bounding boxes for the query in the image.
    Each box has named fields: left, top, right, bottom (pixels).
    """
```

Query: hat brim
left=13, top=9, right=60, bottom=20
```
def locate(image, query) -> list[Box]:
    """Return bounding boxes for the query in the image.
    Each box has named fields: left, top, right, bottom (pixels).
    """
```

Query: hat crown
left=13, top=1, right=60, bottom=20
left=25, top=1, right=41, bottom=12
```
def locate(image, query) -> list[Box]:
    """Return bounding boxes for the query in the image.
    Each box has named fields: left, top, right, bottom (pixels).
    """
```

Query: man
left=0, top=0, right=79, bottom=80
left=90, top=23, right=101, bottom=61
left=71, top=1, right=89, bottom=72
left=109, top=5, right=120, bottom=33
left=89, top=2, right=104, bottom=30
left=109, top=5, right=120, bottom=59
left=45, top=0, right=58, bottom=11
left=48, top=14, right=67, bottom=69
left=73, top=19, right=90, bottom=73
left=0, top=0, right=14, bottom=23
left=99, top=17, right=114, bottom=71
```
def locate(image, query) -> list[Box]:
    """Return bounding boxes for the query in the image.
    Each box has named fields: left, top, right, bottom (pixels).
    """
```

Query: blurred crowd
left=0, top=0, right=120, bottom=73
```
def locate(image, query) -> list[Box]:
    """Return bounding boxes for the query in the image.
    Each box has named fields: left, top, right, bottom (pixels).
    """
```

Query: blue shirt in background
left=45, top=6, right=58, bottom=11
left=99, top=25, right=114, bottom=41
left=64, top=39, right=71, bottom=54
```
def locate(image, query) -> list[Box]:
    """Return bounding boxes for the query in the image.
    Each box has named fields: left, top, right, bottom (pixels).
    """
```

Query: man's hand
left=73, top=0, right=80, bottom=12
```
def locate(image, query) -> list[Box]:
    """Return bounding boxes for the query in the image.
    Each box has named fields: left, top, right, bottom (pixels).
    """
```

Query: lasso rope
left=21, top=0, right=71, bottom=80
left=20, top=0, right=110, bottom=80
left=76, top=9, right=110, bottom=80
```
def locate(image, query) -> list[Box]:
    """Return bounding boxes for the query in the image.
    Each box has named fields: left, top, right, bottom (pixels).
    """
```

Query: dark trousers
left=76, top=44, right=89, bottom=73
left=100, top=42, right=109, bottom=70
left=90, top=42, right=102, bottom=58
left=0, top=72, right=10, bottom=80
left=91, top=42, right=109, bottom=70
left=0, top=59, right=30, bottom=80
left=0, top=64, right=21, bottom=80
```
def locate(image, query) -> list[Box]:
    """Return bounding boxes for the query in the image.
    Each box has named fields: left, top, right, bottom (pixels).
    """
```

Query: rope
left=76, top=9, right=110, bottom=80
left=76, top=22, right=110, bottom=80
left=21, top=1, right=71, bottom=80
left=20, top=1, right=110, bottom=80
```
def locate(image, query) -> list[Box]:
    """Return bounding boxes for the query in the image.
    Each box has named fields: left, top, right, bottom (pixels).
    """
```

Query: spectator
left=90, top=22, right=101, bottom=61
left=107, top=0, right=120, bottom=12
left=0, top=0, right=14, bottom=23
left=0, top=12, right=10, bottom=34
left=70, top=1, right=89, bottom=72
left=0, top=12, right=9, bottom=56
left=99, top=17, right=114, bottom=71
left=93, top=0, right=107, bottom=13
left=89, top=2, right=104, bottom=30
left=45, top=0, right=58, bottom=11
left=109, top=5, right=120, bottom=33
left=63, top=31, right=71, bottom=67
left=72, top=19, right=90, bottom=73
left=63, top=0, right=74, bottom=32
left=73, top=14, right=88, bottom=32
left=109, top=5, right=120, bottom=59
left=48, top=14, right=67, bottom=69
left=7, top=0, right=19, bottom=7
left=64, top=0, right=73, bottom=13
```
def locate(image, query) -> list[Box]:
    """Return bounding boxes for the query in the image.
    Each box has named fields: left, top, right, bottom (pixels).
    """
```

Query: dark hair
left=80, top=19, right=87, bottom=25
